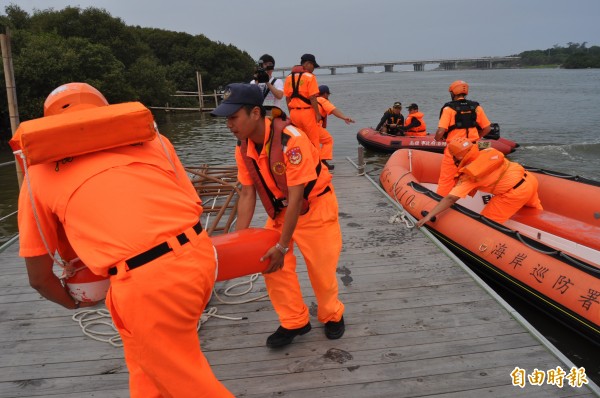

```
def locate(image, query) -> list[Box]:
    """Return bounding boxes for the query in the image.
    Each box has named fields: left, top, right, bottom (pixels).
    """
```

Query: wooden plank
left=0, top=160, right=597, bottom=397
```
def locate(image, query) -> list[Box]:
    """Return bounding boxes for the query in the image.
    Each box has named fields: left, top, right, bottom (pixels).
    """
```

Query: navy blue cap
left=300, top=53, right=320, bottom=68
left=211, top=83, right=264, bottom=117
left=319, top=85, right=330, bottom=94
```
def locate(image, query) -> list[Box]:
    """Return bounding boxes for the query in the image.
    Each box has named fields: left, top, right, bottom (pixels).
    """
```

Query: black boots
left=266, top=322, right=312, bottom=348
left=324, top=316, right=345, bottom=340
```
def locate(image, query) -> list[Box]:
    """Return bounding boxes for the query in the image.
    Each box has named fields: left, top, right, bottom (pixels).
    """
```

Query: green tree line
left=516, top=42, right=600, bottom=68
left=0, top=4, right=256, bottom=138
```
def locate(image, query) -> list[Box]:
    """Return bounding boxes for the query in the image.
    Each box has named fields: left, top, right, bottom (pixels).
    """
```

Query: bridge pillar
left=330, top=67, right=337, bottom=75
left=413, top=63, right=424, bottom=71
left=384, top=64, right=394, bottom=72
left=357, top=66, right=364, bottom=73
left=441, top=62, right=456, bottom=70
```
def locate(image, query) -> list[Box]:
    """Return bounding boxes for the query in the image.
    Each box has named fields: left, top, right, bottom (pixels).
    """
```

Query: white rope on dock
left=72, top=272, right=268, bottom=343
left=72, top=309, right=123, bottom=347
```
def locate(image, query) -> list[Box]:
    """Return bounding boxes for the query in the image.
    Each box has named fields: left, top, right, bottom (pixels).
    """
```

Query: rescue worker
left=211, top=83, right=346, bottom=348
left=434, top=80, right=492, bottom=196
left=316, top=85, right=355, bottom=171
left=17, top=83, right=234, bottom=398
left=403, top=103, right=427, bottom=136
left=284, top=53, right=322, bottom=148
left=416, top=137, right=543, bottom=227
left=375, top=102, right=404, bottom=135
left=250, top=53, right=284, bottom=114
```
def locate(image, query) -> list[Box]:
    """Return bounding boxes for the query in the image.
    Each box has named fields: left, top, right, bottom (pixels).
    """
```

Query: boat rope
left=346, top=154, right=416, bottom=229
left=389, top=170, right=416, bottom=229
left=0, top=210, right=17, bottom=222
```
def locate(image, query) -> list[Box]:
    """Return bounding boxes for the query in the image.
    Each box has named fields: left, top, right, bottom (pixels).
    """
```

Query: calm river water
left=1, top=68, right=599, bottom=382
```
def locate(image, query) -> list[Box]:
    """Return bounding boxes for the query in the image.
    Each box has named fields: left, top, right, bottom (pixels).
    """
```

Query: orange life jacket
left=440, top=100, right=481, bottom=138
left=13, top=102, right=156, bottom=166
left=237, top=116, right=321, bottom=219
left=289, top=69, right=312, bottom=106
left=317, top=98, right=328, bottom=128
left=405, top=111, right=427, bottom=134
left=459, top=148, right=506, bottom=180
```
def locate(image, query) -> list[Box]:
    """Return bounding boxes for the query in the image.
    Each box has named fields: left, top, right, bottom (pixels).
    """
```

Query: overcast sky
left=9, top=0, right=600, bottom=68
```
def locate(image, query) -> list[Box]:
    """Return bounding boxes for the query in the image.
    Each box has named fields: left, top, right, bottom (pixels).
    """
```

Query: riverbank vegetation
left=0, top=5, right=256, bottom=126
left=516, top=42, right=600, bottom=69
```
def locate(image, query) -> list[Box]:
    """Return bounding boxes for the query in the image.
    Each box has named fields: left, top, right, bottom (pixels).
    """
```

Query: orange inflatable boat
left=358, top=123, right=518, bottom=155
left=380, top=149, right=600, bottom=341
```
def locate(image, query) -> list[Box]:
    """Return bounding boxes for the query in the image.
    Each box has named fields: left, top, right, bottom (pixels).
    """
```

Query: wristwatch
left=275, top=243, right=289, bottom=255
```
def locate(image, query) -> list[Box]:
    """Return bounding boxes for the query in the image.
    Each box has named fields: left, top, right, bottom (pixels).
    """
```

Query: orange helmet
left=448, top=80, right=469, bottom=96
left=44, top=82, right=108, bottom=117
left=447, top=137, right=473, bottom=158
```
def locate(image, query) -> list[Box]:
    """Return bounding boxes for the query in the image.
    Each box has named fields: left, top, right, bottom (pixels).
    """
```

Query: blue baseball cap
left=319, top=85, right=330, bottom=94
left=211, top=83, right=264, bottom=117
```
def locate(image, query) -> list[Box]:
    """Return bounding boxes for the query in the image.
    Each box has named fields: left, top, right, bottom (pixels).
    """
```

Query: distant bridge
left=274, top=56, right=520, bottom=75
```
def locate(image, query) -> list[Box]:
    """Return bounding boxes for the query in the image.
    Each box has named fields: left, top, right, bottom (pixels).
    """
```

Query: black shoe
left=266, top=322, right=312, bottom=348
left=324, top=316, right=345, bottom=339
left=322, top=160, right=335, bottom=171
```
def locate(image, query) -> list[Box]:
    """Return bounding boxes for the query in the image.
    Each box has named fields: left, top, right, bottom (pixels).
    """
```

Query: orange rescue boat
left=358, top=123, right=518, bottom=155
left=380, top=149, right=600, bottom=342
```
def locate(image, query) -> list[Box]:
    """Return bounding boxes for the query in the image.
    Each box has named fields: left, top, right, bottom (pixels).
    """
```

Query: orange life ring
left=65, top=260, right=111, bottom=302
left=212, top=228, right=281, bottom=281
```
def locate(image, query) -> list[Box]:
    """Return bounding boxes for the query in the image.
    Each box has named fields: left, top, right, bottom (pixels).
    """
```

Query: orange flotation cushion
left=212, top=228, right=281, bottom=281
left=14, top=102, right=156, bottom=166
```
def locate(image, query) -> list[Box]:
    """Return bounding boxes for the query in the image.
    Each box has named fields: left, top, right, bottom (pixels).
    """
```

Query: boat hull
left=379, top=149, right=600, bottom=342
left=357, top=127, right=517, bottom=155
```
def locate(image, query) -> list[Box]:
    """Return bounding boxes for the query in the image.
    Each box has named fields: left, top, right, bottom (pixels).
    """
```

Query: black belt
left=512, top=173, right=528, bottom=190
left=290, top=107, right=311, bottom=110
left=108, top=222, right=203, bottom=275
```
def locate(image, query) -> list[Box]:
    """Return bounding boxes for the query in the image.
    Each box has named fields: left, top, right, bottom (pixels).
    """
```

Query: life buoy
left=65, top=260, right=111, bottom=302
left=212, top=228, right=281, bottom=281
left=14, top=102, right=156, bottom=166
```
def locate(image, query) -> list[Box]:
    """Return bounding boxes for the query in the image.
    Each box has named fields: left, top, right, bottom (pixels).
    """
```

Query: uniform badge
left=272, top=161, right=286, bottom=175
left=286, top=147, right=303, bottom=165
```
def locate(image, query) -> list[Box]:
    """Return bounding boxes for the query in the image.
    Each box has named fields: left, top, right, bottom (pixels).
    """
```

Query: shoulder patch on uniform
left=286, top=146, right=303, bottom=165
left=285, top=126, right=302, bottom=137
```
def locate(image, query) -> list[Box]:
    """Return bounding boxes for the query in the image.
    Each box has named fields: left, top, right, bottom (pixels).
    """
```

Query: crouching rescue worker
left=417, top=137, right=543, bottom=227
left=434, top=80, right=492, bottom=196
left=16, top=83, right=234, bottom=397
left=211, top=83, right=346, bottom=348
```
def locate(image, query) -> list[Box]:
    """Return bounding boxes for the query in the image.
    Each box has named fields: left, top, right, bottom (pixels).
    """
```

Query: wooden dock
left=1, top=160, right=598, bottom=397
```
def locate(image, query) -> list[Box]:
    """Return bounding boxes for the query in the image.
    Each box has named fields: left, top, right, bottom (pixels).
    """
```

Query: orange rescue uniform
left=284, top=71, right=321, bottom=147
left=437, top=103, right=491, bottom=196
left=18, top=136, right=233, bottom=398
left=317, top=96, right=336, bottom=160
left=235, top=119, right=344, bottom=329
left=450, top=150, right=543, bottom=223
left=404, top=111, right=427, bottom=136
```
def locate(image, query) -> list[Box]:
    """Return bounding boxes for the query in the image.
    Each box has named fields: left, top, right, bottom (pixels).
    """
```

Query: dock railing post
left=1, top=29, right=22, bottom=188
left=357, top=145, right=365, bottom=176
